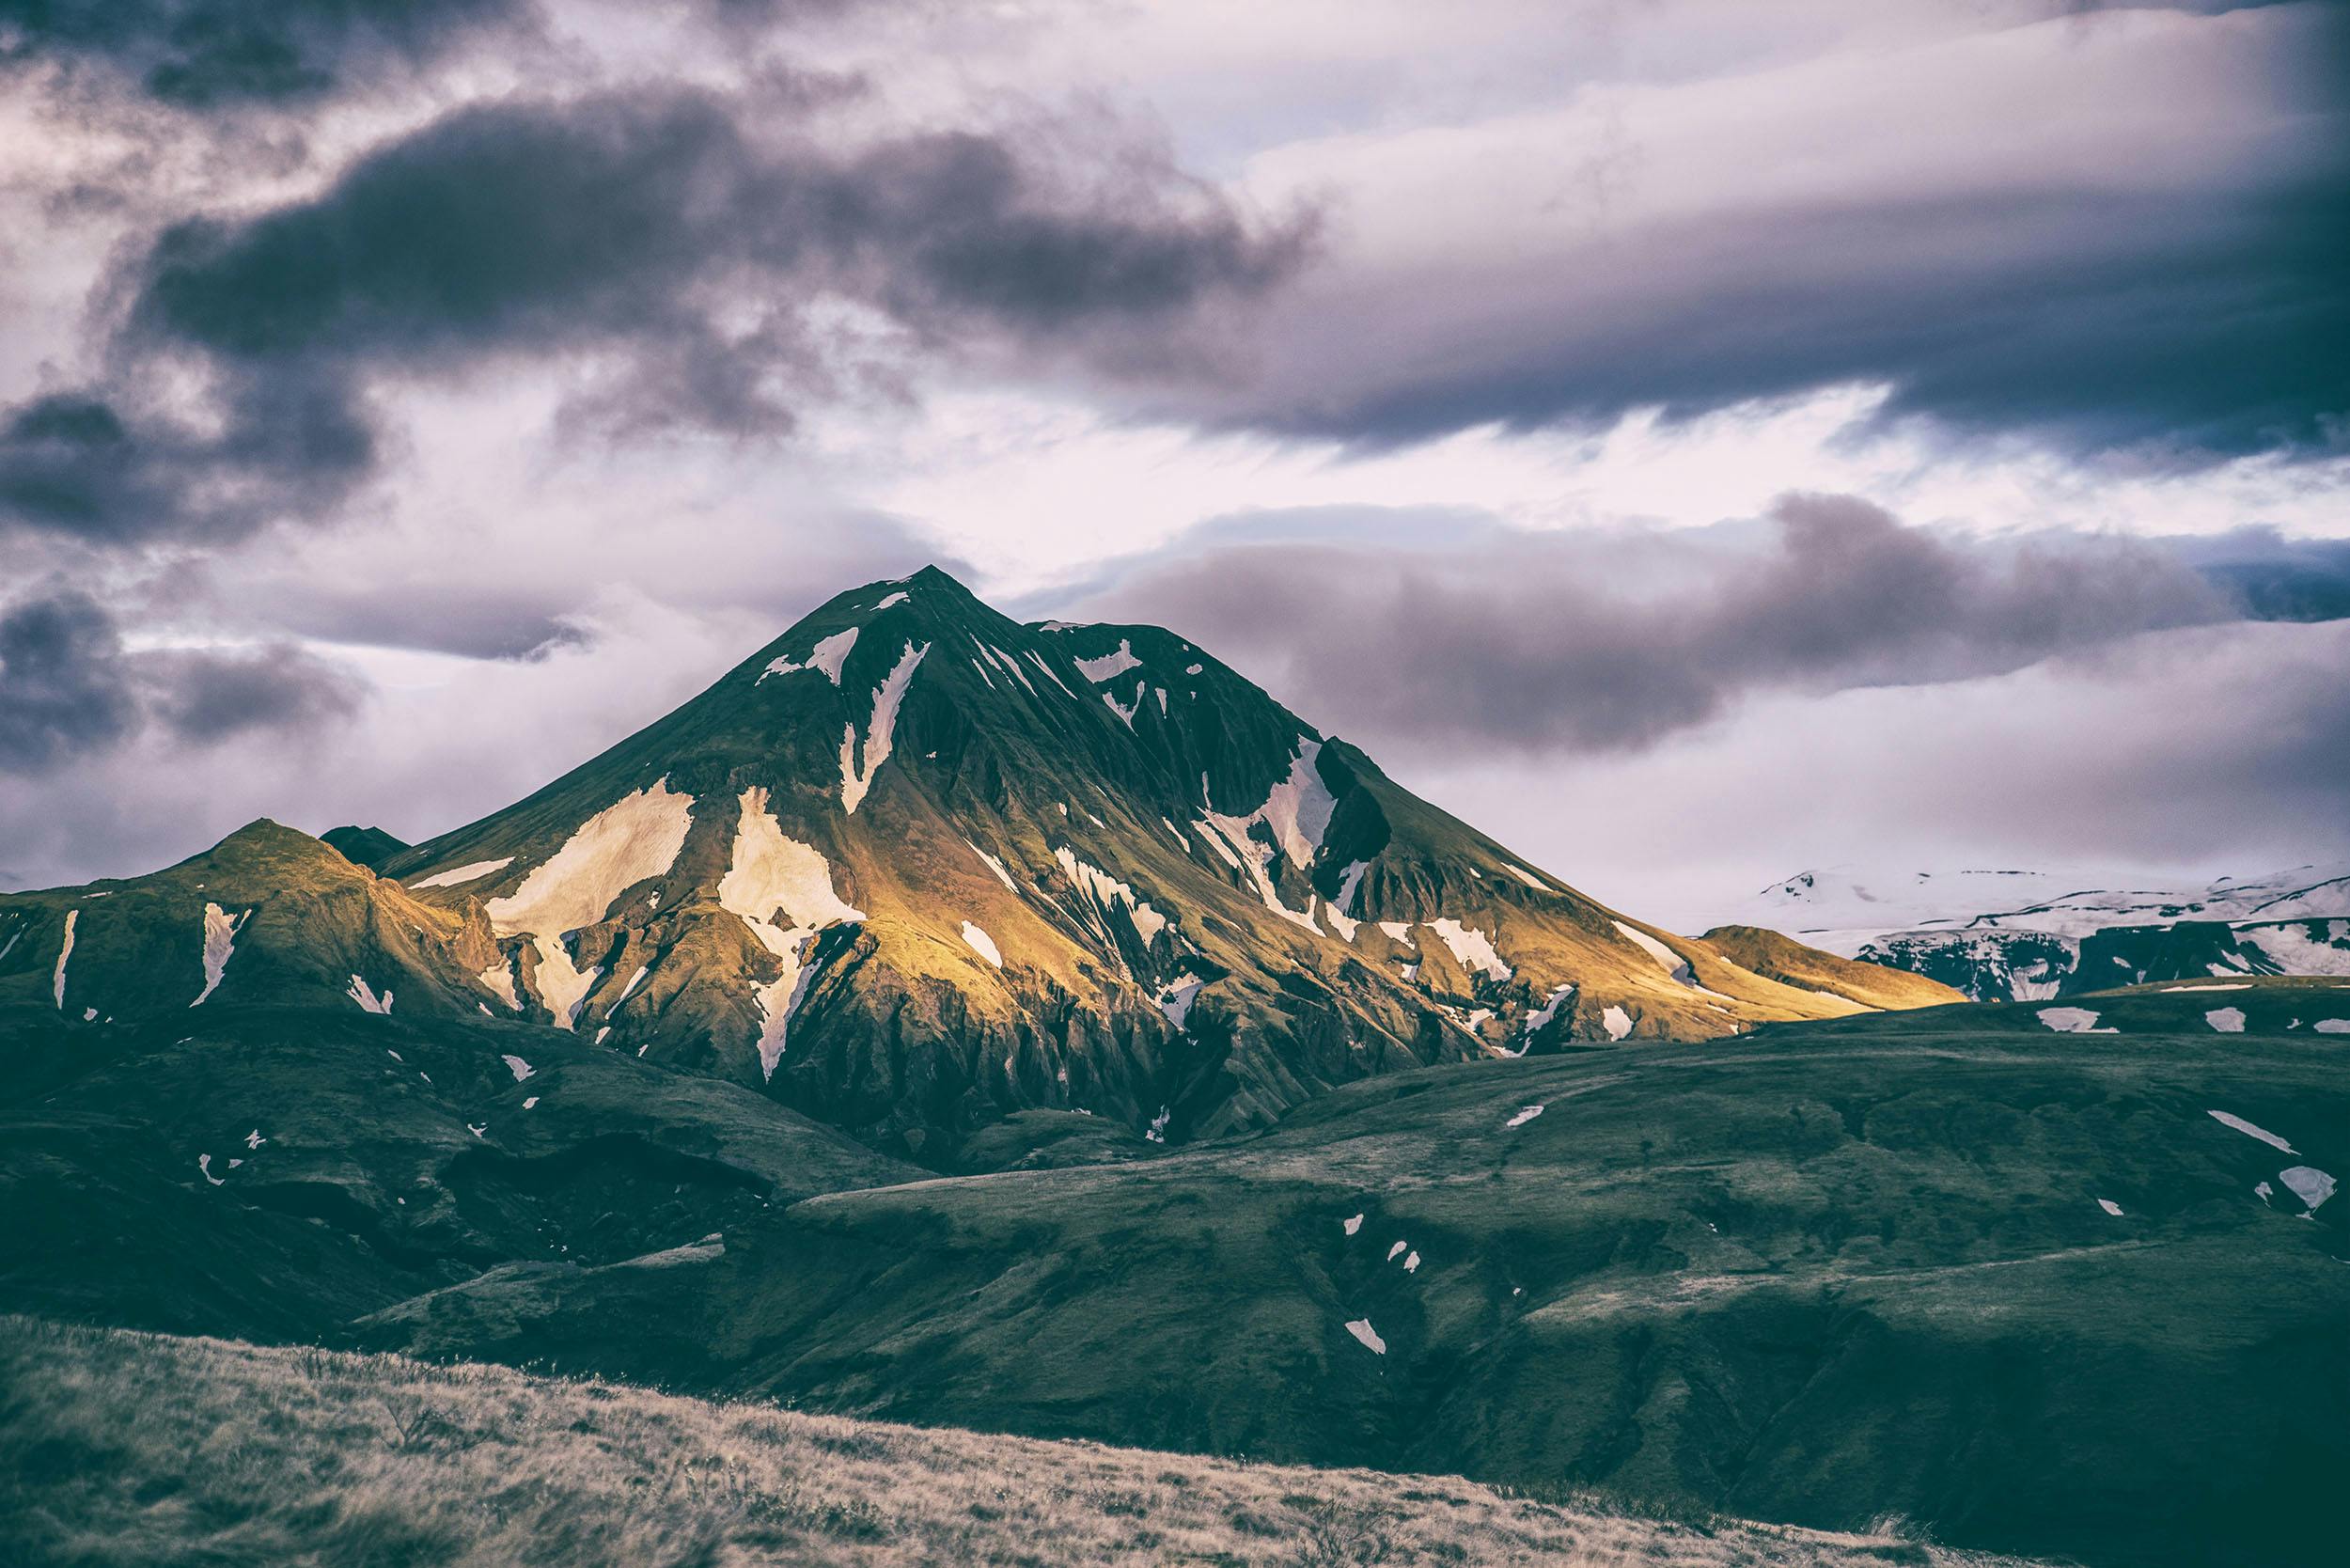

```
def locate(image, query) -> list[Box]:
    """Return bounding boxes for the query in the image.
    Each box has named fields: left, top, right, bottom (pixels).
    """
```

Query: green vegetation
left=0, top=1317, right=2038, bottom=1568
left=359, top=985, right=2349, bottom=1568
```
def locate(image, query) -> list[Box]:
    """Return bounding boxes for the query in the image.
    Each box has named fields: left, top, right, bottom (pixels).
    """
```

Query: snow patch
left=1376, top=920, right=1413, bottom=947
left=721, top=787, right=866, bottom=1077
left=530, top=937, right=600, bottom=1031
left=522, top=1096, right=539, bottom=1109
left=1602, top=1004, right=1634, bottom=1041
left=52, top=910, right=75, bottom=1010
left=1344, top=1319, right=1386, bottom=1355
left=868, top=590, right=909, bottom=611
left=1206, top=742, right=1336, bottom=871
left=1426, top=918, right=1512, bottom=982
left=1156, top=975, right=1206, bottom=1028
left=486, top=780, right=695, bottom=938
left=1192, top=821, right=1243, bottom=871
left=190, top=902, right=245, bottom=1006
left=346, top=975, right=394, bottom=1014
left=2205, top=1007, right=2248, bottom=1033
left=2280, top=1166, right=2336, bottom=1213
left=839, top=641, right=930, bottom=814
left=1342, top=1213, right=1363, bottom=1236
left=761, top=626, right=861, bottom=687
left=1073, top=639, right=1142, bottom=682
left=2037, top=1007, right=2113, bottom=1033
left=1612, top=919, right=1708, bottom=989
left=1505, top=1104, right=1545, bottom=1129
left=501, top=1055, right=535, bottom=1083
left=412, top=856, right=515, bottom=890
left=960, top=921, right=1002, bottom=968
left=1502, top=862, right=1550, bottom=891
left=478, top=958, right=522, bottom=1011
left=197, top=1153, right=224, bottom=1186
left=1403, top=1250, right=1420, bottom=1273
left=1054, top=846, right=1169, bottom=946
left=2208, top=1109, right=2295, bottom=1152
left=1024, top=651, right=1079, bottom=698
left=1523, top=982, right=1579, bottom=1043
left=2097, top=1199, right=2124, bottom=1216
left=1386, top=1241, right=1407, bottom=1261
left=2315, top=1019, right=2350, bottom=1033
left=968, top=841, right=1019, bottom=891
left=720, top=788, right=865, bottom=930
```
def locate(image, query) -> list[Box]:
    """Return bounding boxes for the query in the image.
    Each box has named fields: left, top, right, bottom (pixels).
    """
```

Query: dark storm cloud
left=1236, top=182, right=2350, bottom=458
left=0, top=587, right=360, bottom=772
left=0, top=86, right=1315, bottom=545
left=0, top=590, right=141, bottom=770
left=1207, top=4, right=2350, bottom=460
left=0, top=0, right=532, bottom=106
left=2170, top=526, right=2350, bottom=622
left=1075, top=496, right=2264, bottom=757
left=143, top=641, right=362, bottom=739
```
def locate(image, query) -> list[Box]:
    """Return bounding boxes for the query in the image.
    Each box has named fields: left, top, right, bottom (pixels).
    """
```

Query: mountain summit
left=5, top=568, right=1923, bottom=1153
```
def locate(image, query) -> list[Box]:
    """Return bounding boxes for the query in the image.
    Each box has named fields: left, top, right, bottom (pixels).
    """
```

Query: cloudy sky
left=2, top=0, right=2345, bottom=923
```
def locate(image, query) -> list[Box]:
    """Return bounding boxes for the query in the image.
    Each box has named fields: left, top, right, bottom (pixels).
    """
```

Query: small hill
left=321, top=823, right=410, bottom=870
left=1700, top=924, right=1967, bottom=1010
left=0, top=1317, right=2043, bottom=1568
left=0, top=819, right=502, bottom=1022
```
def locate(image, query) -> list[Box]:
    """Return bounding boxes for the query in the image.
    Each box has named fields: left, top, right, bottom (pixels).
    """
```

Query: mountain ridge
left=1727, top=862, right=2350, bottom=1000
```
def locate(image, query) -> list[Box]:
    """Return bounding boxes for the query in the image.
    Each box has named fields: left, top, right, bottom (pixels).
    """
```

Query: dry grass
left=0, top=1317, right=2039, bottom=1568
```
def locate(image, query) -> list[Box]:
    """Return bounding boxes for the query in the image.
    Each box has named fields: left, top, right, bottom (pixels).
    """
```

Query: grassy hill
left=0, top=1317, right=2041, bottom=1568
left=356, top=981, right=2349, bottom=1568
left=1700, top=925, right=1967, bottom=1011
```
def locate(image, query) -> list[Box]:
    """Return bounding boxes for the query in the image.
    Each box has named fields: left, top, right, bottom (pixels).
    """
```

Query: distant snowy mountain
left=1726, top=863, right=2350, bottom=1000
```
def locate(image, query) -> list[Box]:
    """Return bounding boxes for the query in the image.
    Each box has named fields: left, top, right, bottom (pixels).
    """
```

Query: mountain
left=320, top=823, right=410, bottom=870
left=1723, top=864, right=2350, bottom=1001
left=0, top=565, right=1930, bottom=1158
